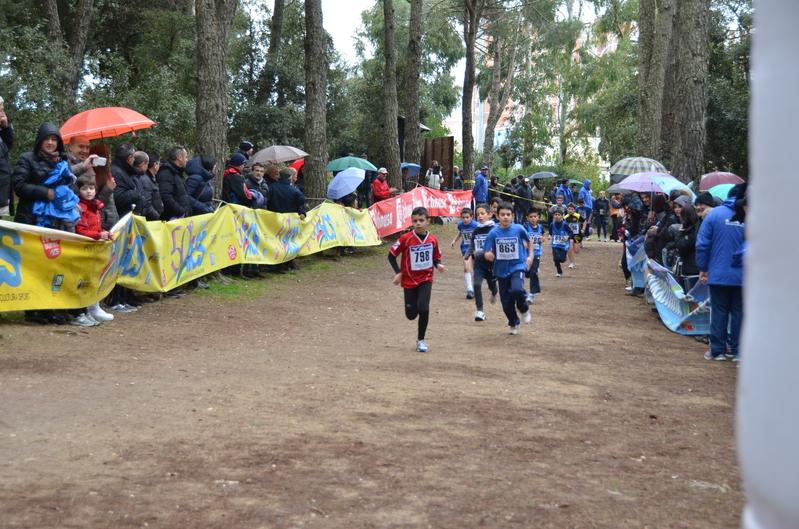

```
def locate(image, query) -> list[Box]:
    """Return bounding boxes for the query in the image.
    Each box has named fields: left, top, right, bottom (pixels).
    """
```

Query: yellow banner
left=0, top=203, right=380, bottom=310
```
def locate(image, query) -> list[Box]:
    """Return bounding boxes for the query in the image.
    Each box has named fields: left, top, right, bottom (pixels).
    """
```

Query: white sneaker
left=508, top=325, right=519, bottom=335
left=556, top=273, right=563, bottom=277
left=625, top=286, right=633, bottom=291
left=474, top=310, right=486, bottom=321
left=70, top=314, right=95, bottom=327
left=84, top=312, right=101, bottom=326
left=489, top=290, right=498, bottom=304
left=568, top=263, right=575, bottom=269
left=89, top=302, right=114, bottom=321
left=522, top=310, right=532, bottom=324
left=416, top=340, right=428, bottom=352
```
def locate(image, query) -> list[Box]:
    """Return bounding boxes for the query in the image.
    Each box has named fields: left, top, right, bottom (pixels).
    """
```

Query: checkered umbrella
left=609, top=157, right=668, bottom=182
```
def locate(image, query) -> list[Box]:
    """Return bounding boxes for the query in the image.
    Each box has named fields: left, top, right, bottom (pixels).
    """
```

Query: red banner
left=368, top=187, right=473, bottom=238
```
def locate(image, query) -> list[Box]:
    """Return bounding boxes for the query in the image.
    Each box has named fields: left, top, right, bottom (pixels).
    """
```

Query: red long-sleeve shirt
left=372, top=178, right=392, bottom=202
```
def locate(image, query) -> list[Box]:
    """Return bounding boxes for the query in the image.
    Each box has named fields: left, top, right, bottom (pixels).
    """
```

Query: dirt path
left=0, top=222, right=742, bottom=528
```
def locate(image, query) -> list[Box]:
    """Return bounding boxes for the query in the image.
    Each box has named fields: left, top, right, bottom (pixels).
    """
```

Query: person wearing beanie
left=222, top=153, right=253, bottom=207
left=694, top=192, right=716, bottom=220
left=236, top=141, right=254, bottom=161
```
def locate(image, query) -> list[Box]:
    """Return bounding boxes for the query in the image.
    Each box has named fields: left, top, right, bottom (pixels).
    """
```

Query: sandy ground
left=0, top=222, right=742, bottom=528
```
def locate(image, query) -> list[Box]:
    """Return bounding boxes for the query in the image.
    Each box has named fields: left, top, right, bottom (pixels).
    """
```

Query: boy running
left=464, top=203, right=498, bottom=321
left=483, top=202, right=533, bottom=334
left=522, top=207, right=544, bottom=303
left=576, top=197, right=593, bottom=241
left=451, top=207, right=478, bottom=299
left=564, top=202, right=584, bottom=269
left=549, top=209, right=573, bottom=277
left=388, top=207, right=446, bottom=352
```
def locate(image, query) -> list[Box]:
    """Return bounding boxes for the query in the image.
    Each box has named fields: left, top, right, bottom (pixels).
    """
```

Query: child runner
left=451, top=207, right=478, bottom=299
left=388, top=207, right=446, bottom=352
left=483, top=202, right=533, bottom=335
left=489, top=197, right=501, bottom=222
left=522, top=207, right=544, bottom=303
left=549, top=209, right=573, bottom=277
left=576, top=197, right=593, bottom=241
left=464, top=203, right=498, bottom=321
left=564, top=202, right=584, bottom=269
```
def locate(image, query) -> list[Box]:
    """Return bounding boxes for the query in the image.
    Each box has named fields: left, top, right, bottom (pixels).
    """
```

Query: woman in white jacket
left=425, top=161, right=444, bottom=190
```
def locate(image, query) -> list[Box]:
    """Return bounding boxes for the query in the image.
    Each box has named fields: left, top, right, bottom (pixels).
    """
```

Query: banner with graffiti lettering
left=368, top=187, right=473, bottom=238
left=646, top=259, right=711, bottom=335
left=625, top=235, right=647, bottom=288
left=0, top=203, right=380, bottom=310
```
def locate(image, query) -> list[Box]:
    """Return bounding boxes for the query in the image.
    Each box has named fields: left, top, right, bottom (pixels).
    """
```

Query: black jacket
left=0, top=122, right=14, bottom=210
left=267, top=177, right=306, bottom=215
left=222, top=166, right=253, bottom=207
left=184, top=157, right=215, bottom=215
left=245, top=174, right=270, bottom=209
left=12, top=122, right=65, bottom=226
left=112, top=156, right=144, bottom=216
left=157, top=158, right=191, bottom=220
left=675, top=223, right=700, bottom=276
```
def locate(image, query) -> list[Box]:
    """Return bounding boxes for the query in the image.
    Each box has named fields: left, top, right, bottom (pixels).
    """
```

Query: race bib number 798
left=410, top=243, right=434, bottom=271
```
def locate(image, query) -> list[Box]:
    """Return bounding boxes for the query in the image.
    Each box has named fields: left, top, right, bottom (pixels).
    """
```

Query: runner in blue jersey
left=483, top=202, right=533, bottom=335
left=464, top=203, right=499, bottom=321
left=548, top=209, right=573, bottom=277
left=523, top=207, right=544, bottom=303
left=450, top=207, right=479, bottom=299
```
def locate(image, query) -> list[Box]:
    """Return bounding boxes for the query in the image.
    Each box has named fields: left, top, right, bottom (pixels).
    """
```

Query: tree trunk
left=303, top=0, right=328, bottom=206
left=382, top=0, right=402, bottom=190
left=659, top=1, right=681, bottom=168
left=636, top=0, right=675, bottom=159
left=42, top=0, right=62, bottom=43
left=65, top=0, right=95, bottom=103
left=403, top=0, right=424, bottom=165
left=461, top=1, right=482, bottom=185
left=261, top=0, right=285, bottom=101
left=672, top=0, right=712, bottom=184
left=483, top=16, right=520, bottom=169
left=195, top=0, right=239, bottom=198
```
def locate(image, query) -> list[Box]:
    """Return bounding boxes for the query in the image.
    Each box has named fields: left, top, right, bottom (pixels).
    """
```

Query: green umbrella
left=568, top=179, right=583, bottom=187
left=708, top=183, right=736, bottom=200
left=326, top=156, right=377, bottom=172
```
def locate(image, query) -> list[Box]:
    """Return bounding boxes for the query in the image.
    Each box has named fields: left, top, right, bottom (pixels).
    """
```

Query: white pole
left=739, top=1, right=799, bottom=527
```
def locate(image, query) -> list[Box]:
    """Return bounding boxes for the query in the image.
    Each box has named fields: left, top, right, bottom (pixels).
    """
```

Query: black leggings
left=404, top=282, right=432, bottom=340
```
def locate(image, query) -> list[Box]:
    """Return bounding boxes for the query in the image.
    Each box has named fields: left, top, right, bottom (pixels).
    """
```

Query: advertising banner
left=625, top=235, right=647, bottom=288
left=646, top=259, right=711, bottom=335
left=369, top=187, right=473, bottom=238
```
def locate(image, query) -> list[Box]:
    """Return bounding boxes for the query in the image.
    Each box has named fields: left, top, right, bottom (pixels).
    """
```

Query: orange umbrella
left=60, top=107, right=156, bottom=141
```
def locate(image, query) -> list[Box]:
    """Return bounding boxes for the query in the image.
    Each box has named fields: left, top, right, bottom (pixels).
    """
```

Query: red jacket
left=76, top=198, right=105, bottom=240
left=372, top=177, right=392, bottom=202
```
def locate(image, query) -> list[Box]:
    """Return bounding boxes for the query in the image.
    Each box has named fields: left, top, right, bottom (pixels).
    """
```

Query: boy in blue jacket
left=549, top=209, right=573, bottom=277
left=696, top=191, right=745, bottom=362
left=523, top=207, right=544, bottom=302
left=483, top=202, right=533, bottom=334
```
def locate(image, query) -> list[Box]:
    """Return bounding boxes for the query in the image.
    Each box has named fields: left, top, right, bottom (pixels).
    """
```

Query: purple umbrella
left=618, top=172, right=677, bottom=193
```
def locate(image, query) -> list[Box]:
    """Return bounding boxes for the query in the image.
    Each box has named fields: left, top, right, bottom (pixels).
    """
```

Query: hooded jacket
left=556, top=183, right=573, bottom=205
left=140, top=169, right=163, bottom=221
left=0, top=120, right=14, bottom=210
left=112, top=156, right=144, bottom=216
left=695, top=197, right=745, bottom=286
left=184, top=157, right=216, bottom=215
left=222, top=165, right=253, bottom=207
left=157, top=158, right=191, bottom=220
left=578, top=179, right=593, bottom=210
left=12, top=122, right=66, bottom=225
left=75, top=198, right=105, bottom=240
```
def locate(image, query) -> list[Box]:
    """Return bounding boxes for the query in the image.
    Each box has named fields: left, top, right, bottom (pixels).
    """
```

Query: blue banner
left=626, top=235, right=647, bottom=288
left=646, top=259, right=711, bottom=335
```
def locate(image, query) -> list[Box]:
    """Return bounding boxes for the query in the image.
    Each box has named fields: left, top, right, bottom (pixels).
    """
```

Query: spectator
left=694, top=192, right=716, bottom=221
left=0, top=96, right=14, bottom=216
left=111, top=142, right=143, bottom=216
left=556, top=179, right=573, bottom=204
left=426, top=160, right=444, bottom=190
left=453, top=168, right=464, bottom=190
left=222, top=152, right=253, bottom=207
left=579, top=179, right=593, bottom=210
left=65, top=135, right=99, bottom=180
left=142, top=150, right=164, bottom=221
left=132, top=151, right=155, bottom=220
left=674, top=203, right=700, bottom=292
left=372, top=168, right=397, bottom=202
left=532, top=178, right=545, bottom=207
left=244, top=162, right=270, bottom=209
left=609, top=192, right=623, bottom=242
left=185, top=155, right=217, bottom=215
left=157, top=146, right=191, bottom=220
left=514, top=178, right=534, bottom=224
left=593, top=190, right=610, bottom=242
left=235, top=141, right=254, bottom=162
left=489, top=176, right=501, bottom=201
left=266, top=166, right=306, bottom=272
left=472, top=166, right=489, bottom=205
left=401, top=166, right=410, bottom=193
left=89, top=144, right=119, bottom=230
left=696, top=186, right=745, bottom=362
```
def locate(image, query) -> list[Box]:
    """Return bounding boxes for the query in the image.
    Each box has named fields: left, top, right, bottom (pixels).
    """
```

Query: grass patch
left=198, top=278, right=273, bottom=301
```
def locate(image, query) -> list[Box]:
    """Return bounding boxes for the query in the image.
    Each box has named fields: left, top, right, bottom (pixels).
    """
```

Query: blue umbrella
left=401, top=162, right=421, bottom=178
left=648, top=174, right=696, bottom=200
left=327, top=167, right=365, bottom=199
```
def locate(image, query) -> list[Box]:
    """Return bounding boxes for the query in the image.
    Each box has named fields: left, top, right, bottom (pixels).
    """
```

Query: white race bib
left=474, top=236, right=486, bottom=251
left=462, top=231, right=474, bottom=245
left=553, top=234, right=567, bottom=245
left=496, top=237, right=519, bottom=260
left=531, top=233, right=542, bottom=251
left=569, top=222, right=580, bottom=234
left=410, top=243, right=433, bottom=271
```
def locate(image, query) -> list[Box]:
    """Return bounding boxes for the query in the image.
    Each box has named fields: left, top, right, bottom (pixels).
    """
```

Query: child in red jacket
left=72, top=175, right=115, bottom=326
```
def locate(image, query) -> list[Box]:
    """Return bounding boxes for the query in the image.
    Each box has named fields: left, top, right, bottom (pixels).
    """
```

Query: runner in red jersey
left=388, top=207, right=446, bottom=352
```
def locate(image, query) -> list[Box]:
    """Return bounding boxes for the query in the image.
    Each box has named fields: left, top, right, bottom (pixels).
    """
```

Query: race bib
left=569, top=222, right=579, bottom=234
left=496, top=237, right=519, bottom=260
left=474, top=235, right=486, bottom=251
left=462, top=231, right=474, bottom=245
left=531, top=233, right=542, bottom=251
left=410, top=243, right=433, bottom=271
left=553, top=234, right=567, bottom=246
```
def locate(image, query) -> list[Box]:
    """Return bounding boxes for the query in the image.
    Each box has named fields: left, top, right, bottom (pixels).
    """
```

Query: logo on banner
left=41, top=237, right=62, bottom=259
left=228, top=245, right=237, bottom=260
left=51, top=274, right=64, bottom=291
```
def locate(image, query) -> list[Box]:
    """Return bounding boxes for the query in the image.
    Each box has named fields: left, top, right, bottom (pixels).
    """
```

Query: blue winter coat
left=184, top=157, right=215, bottom=215
left=473, top=171, right=488, bottom=203
left=578, top=179, right=593, bottom=210
left=556, top=184, right=573, bottom=205
left=695, top=197, right=745, bottom=286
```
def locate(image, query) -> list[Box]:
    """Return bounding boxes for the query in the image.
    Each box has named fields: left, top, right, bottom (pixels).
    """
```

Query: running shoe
left=416, top=340, right=428, bottom=352
left=556, top=273, right=563, bottom=277
left=527, top=294, right=535, bottom=304
left=84, top=312, right=101, bottom=326
left=732, top=355, right=740, bottom=363
left=70, top=314, right=96, bottom=327
left=474, top=310, right=486, bottom=321
left=508, top=325, right=519, bottom=335
left=704, top=351, right=726, bottom=361
left=522, top=310, right=532, bottom=324
left=466, top=290, right=475, bottom=299
left=568, top=263, right=576, bottom=269
left=625, top=286, right=633, bottom=291
left=107, top=303, right=136, bottom=313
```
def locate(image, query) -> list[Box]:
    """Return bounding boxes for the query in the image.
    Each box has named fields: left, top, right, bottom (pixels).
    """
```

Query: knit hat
left=229, top=152, right=247, bottom=167
left=673, top=195, right=691, bottom=208
left=200, top=154, right=217, bottom=172
left=694, top=192, right=715, bottom=208
left=279, top=169, right=293, bottom=179
left=239, top=141, right=253, bottom=152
